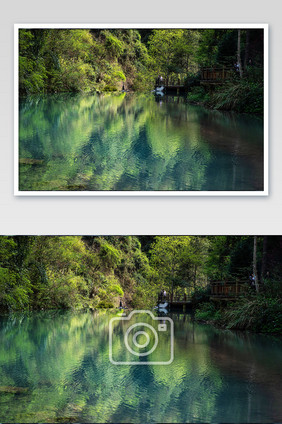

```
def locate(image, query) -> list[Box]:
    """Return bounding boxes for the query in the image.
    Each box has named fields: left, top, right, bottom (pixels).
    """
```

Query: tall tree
left=149, top=236, right=208, bottom=298
left=261, top=235, right=268, bottom=283
left=244, top=29, right=250, bottom=70
left=237, top=29, right=243, bottom=78
left=148, top=29, right=184, bottom=83
left=253, top=236, right=259, bottom=292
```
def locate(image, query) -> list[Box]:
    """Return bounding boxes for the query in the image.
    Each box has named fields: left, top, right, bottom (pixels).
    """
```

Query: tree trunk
left=261, top=236, right=268, bottom=283
left=171, top=266, right=175, bottom=300
left=186, top=55, right=189, bottom=75
left=237, top=30, right=243, bottom=78
left=193, top=265, right=197, bottom=290
left=244, top=29, right=250, bottom=71
left=253, top=236, right=259, bottom=292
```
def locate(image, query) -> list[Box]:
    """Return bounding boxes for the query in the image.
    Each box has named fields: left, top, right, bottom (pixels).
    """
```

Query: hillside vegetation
left=0, top=236, right=281, bottom=333
left=18, top=28, right=264, bottom=114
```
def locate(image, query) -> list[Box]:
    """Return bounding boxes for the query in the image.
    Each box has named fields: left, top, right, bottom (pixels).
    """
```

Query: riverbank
left=187, top=80, right=263, bottom=115
left=1, top=236, right=280, bottom=334
left=194, top=294, right=282, bottom=334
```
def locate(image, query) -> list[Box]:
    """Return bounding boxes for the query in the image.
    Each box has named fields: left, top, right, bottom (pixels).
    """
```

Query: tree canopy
left=18, top=28, right=264, bottom=109
left=0, top=235, right=280, bottom=310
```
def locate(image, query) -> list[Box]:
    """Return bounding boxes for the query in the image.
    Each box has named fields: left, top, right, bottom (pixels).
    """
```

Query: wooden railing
left=210, top=281, right=248, bottom=297
left=157, top=293, right=191, bottom=303
left=157, top=281, right=248, bottom=304
left=155, top=76, right=186, bottom=88
left=201, top=67, right=234, bottom=82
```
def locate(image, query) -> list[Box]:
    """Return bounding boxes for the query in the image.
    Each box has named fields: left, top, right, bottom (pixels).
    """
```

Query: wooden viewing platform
left=200, top=67, right=234, bottom=85
left=156, top=280, right=248, bottom=310
left=155, top=67, right=234, bottom=94
left=210, top=280, right=248, bottom=300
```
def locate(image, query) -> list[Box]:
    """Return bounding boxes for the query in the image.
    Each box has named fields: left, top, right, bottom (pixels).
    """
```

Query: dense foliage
left=18, top=28, right=264, bottom=114
left=0, top=236, right=153, bottom=311
left=188, top=29, right=264, bottom=114
left=0, top=236, right=281, bottom=333
left=19, top=29, right=151, bottom=95
left=195, top=294, right=282, bottom=334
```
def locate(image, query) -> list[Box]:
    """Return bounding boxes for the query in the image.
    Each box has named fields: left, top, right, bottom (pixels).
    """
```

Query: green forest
left=19, top=28, right=264, bottom=114
left=0, top=236, right=281, bottom=333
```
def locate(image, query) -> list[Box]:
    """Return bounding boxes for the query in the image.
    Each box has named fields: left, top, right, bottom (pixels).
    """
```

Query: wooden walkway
left=155, top=84, right=187, bottom=94
left=200, top=67, right=234, bottom=85
left=210, top=280, right=248, bottom=300
left=157, top=294, right=192, bottom=311
left=156, top=279, right=248, bottom=310
left=155, top=67, right=234, bottom=94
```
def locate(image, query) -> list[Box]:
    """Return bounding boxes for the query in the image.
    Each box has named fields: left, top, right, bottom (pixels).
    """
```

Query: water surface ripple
left=19, top=93, right=264, bottom=191
left=0, top=310, right=281, bottom=423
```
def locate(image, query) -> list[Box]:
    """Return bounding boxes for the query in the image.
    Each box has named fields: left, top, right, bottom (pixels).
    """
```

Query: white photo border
left=14, top=23, right=269, bottom=197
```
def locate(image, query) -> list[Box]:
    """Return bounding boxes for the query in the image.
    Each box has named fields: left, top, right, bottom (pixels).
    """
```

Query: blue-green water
left=19, top=93, right=264, bottom=191
left=0, top=310, right=281, bottom=423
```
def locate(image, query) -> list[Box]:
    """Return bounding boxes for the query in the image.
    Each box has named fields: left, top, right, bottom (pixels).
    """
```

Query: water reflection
left=0, top=310, right=281, bottom=423
left=19, top=93, right=263, bottom=191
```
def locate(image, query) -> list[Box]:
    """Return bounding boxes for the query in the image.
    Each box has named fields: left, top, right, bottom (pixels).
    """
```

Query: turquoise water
left=0, top=310, right=281, bottom=423
left=19, top=93, right=264, bottom=191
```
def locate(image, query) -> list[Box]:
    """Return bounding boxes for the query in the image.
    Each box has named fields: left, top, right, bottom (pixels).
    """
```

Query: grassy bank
left=194, top=293, right=282, bottom=334
left=188, top=79, right=263, bottom=115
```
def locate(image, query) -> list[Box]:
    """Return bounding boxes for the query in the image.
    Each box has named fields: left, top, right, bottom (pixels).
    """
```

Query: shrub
left=191, top=286, right=211, bottom=305
left=103, top=85, right=118, bottom=92
left=195, top=295, right=282, bottom=334
left=224, top=296, right=282, bottom=333
left=97, top=300, right=114, bottom=309
left=0, top=268, right=32, bottom=310
left=195, top=302, right=222, bottom=322
left=99, top=241, right=122, bottom=268
left=209, top=80, right=263, bottom=114
left=102, top=31, right=125, bottom=58
left=188, top=86, right=210, bottom=104
left=184, top=72, right=201, bottom=88
left=40, top=271, right=90, bottom=309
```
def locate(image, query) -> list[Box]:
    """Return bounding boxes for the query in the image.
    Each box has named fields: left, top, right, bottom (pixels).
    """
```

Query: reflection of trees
left=19, top=93, right=263, bottom=191
left=0, top=311, right=281, bottom=422
left=19, top=92, right=265, bottom=191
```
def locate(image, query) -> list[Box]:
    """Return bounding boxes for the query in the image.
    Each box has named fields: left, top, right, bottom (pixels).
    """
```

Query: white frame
left=14, top=23, right=269, bottom=196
